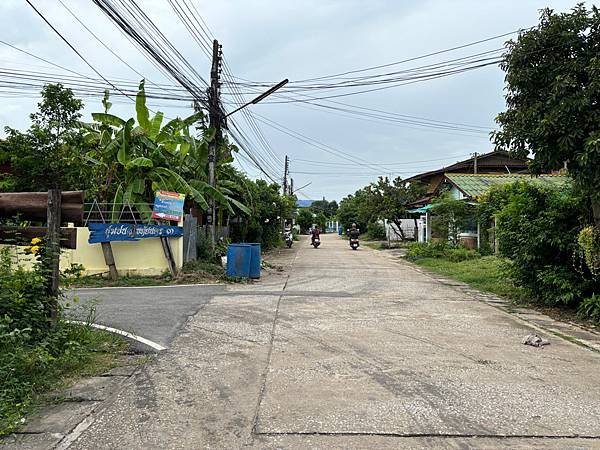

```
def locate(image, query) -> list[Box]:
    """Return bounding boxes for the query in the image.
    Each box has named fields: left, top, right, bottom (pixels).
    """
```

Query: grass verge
left=0, top=321, right=129, bottom=437
left=412, top=255, right=527, bottom=301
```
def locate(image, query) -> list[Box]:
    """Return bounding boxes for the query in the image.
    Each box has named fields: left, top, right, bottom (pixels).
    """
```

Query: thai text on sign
left=88, top=223, right=183, bottom=244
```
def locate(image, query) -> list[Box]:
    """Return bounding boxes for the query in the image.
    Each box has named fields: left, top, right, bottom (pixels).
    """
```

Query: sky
left=0, top=0, right=585, bottom=201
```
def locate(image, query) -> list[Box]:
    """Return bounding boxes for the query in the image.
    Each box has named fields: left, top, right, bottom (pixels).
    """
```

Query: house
left=405, top=150, right=530, bottom=208
left=409, top=173, right=569, bottom=247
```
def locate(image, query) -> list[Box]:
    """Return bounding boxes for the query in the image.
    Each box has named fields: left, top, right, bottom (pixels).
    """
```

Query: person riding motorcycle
left=348, top=223, right=360, bottom=240
left=311, top=226, right=321, bottom=245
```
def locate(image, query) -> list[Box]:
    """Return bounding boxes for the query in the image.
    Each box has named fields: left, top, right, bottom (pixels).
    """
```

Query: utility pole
left=281, top=155, right=289, bottom=234
left=289, top=178, right=294, bottom=196
left=472, top=152, right=478, bottom=174
left=282, top=155, right=289, bottom=196
left=207, top=39, right=222, bottom=245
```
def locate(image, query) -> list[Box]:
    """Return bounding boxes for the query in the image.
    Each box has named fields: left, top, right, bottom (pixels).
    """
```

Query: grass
left=62, top=260, right=225, bottom=288
left=0, top=321, right=130, bottom=437
left=413, top=255, right=526, bottom=301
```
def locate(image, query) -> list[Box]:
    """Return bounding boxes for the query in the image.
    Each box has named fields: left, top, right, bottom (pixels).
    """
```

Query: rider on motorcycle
left=311, top=226, right=321, bottom=245
left=348, top=223, right=360, bottom=240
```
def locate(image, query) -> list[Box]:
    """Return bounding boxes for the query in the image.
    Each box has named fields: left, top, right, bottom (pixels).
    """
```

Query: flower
left=31, top=237, right=43, bottom=245
left=28, top=245, right=40, bottom=254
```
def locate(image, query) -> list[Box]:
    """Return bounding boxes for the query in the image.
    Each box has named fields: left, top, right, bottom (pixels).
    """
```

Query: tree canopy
left=492, top=4, right=600, bottom=223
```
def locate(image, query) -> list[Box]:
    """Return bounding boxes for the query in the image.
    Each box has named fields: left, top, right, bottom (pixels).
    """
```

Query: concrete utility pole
left=472, top=152, right=478, bottom=174
left=281, top=155, right=289, bottom=233
left=207, top=39, right=222, bottom=244
left=282, top=156, right=289, bottom=196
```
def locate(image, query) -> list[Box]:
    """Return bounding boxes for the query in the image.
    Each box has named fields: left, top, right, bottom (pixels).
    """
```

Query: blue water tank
left=226, top=244, right=252, bottom=278
left=248, top=243, right=261, bottom=279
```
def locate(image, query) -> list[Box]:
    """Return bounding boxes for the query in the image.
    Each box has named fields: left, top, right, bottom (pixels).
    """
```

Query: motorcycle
left=311, top=237, right=321, bottom=248
left=284, top=231, right=293, bottom=248
left=349, top=238, right=359, bottom=250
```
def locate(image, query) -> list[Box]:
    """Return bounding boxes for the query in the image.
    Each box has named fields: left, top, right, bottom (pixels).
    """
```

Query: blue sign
left=88, top=223, right=183, bottom=244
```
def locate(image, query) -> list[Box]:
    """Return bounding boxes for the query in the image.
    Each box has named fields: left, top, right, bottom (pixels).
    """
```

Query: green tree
left=366, top=177, right=425, bottom=239
left=431, top=193, right=475, bottom=246
left=2, top=84, right=90, bottom=191
left=83, top=82, right=248, bottom=220
left=296, top=208, right=314, bottom=233
left=492, top=5, right=600, bottom=224
left=309, top=199, right=338, bottom=218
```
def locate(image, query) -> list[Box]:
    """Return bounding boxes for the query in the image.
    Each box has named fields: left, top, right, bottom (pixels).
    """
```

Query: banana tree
left=82, top=81, right=249, bottom=221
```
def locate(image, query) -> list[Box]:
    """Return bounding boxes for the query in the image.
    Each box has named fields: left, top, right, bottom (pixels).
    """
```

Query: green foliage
left=406, top=241, right=479, bottom=262
left=578, top=294, right=600, bottom=323
left=431, top=194, right=476, bottom=245
left=482, top=181, right=596, bottom=306
left=309, top=199, right=338, bottom=218
left=296, top=208, right=314, bottom=233
left=337, top=176, right=425, bottom=235
left=0, top=245, right=126, bottom=435
left=493, top=5, right=600, bottom=222
left=230, top=177, right=294, bottom=249
left=577, top=225, right=600, bottom=277
left=366, top=221, right=386, bottom=240
left=445, top=247, right=480, bottom=263
left=2, top=84, right=92, bottom=191
left=406, top=241, right=449, bottom=259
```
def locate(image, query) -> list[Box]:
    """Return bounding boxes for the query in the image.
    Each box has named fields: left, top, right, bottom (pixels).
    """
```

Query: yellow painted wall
left=2, top=227, right=184, bottom=277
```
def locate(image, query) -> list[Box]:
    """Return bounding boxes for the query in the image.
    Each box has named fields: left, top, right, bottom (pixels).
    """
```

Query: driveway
left=65, top=234, right=600, bottom=449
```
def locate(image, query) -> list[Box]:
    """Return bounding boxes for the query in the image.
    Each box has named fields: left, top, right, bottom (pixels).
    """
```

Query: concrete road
left=67, top=234, right=600, bottom=449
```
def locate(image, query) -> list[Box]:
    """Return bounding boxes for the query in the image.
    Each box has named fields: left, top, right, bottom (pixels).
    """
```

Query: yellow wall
left=2, top=227, right=184, bottom=277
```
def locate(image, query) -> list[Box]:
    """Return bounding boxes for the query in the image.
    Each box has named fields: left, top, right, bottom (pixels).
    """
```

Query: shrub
left=366, top=222, right=386, bottom=240
left=578, top=294, right=600, bottom=323
left=488, top=182, right=596, bottom=306
left=445, top=247, right=479, bottom=263
left=406, top=241, right=448, bottom=259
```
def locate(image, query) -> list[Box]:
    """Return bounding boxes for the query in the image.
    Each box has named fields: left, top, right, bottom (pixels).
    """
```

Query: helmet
left=352, top=223, right=356, bottom=228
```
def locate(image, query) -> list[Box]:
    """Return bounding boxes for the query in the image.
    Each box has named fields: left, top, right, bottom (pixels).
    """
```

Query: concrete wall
left=2, top=227, right=184, bottom=277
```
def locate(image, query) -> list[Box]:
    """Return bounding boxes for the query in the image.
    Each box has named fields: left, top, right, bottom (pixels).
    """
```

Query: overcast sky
left=0, top=0, right=585, bottom=200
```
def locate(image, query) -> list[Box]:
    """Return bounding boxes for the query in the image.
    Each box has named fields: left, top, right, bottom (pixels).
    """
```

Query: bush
left=578, top=294, right=600, bottom=323
left=485, top=182, right=596, bottom=307
left=445, top=247, right=479, bottom=263
left=406, top=241, right=448, bottom=259
left=366, top=222, right=387, bottom=240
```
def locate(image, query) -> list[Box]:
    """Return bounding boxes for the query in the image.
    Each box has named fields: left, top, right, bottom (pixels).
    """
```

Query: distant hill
left=296, top=199, right=316, bottom=208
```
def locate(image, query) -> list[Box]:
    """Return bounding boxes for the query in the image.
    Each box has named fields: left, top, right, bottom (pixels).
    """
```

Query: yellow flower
left=30, top=237, right=43, bottom=245
left=29, top=245, right=40, bottom=254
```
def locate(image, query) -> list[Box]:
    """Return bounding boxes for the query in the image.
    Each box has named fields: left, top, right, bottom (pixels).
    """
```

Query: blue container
left=226, top=244, right=252, bottom=278
left=248, top=243, right=261, bottom=279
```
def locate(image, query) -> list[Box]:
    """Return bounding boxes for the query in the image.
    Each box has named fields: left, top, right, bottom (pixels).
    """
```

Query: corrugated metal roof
left=444, top=173, right=569, bottom=198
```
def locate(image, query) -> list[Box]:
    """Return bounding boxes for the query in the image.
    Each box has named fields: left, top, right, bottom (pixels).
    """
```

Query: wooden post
left=46, top=189, right=61, bottom=320
left=161, top=236, right=178, bottom=277
left=494, top=216, right=499, bottom=254
left=101, top=242, right=119, bottom=280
